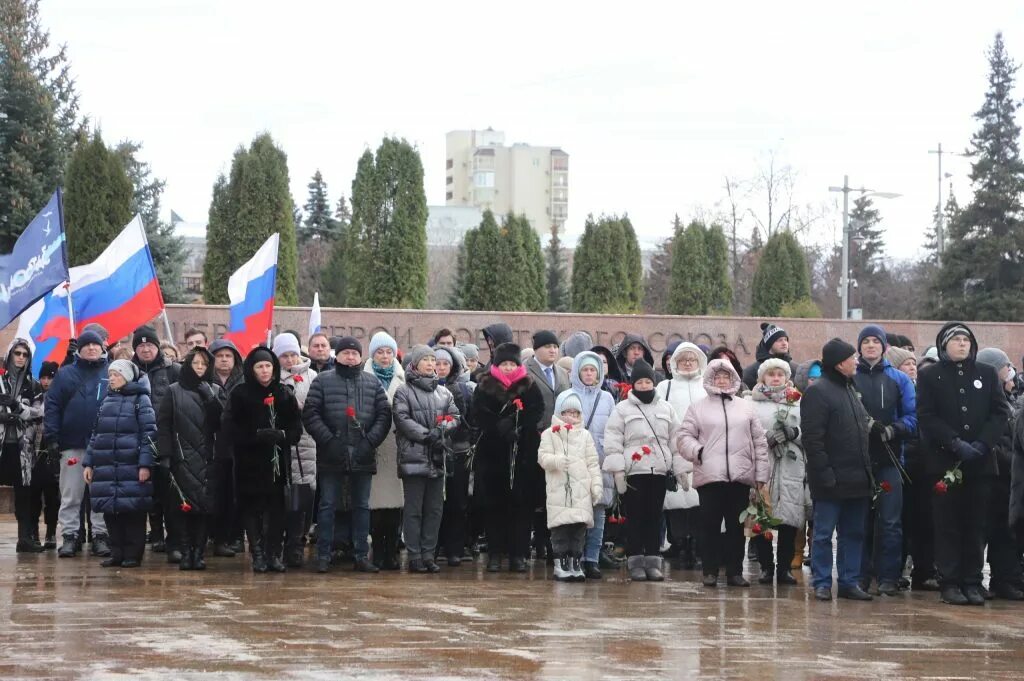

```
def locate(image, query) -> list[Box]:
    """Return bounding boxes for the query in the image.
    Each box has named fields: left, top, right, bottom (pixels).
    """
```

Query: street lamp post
left=828, top=176, right=901, bottom=320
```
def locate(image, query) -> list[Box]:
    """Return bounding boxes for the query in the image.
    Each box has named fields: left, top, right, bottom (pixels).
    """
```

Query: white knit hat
left=108, top=359, right=138, bottom=384
left=272, top=332, right=301, bottom=358
left=757, top=357, right=792, bottom=382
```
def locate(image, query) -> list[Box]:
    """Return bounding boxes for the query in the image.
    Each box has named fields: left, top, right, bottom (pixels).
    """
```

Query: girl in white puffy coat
left=538, top=392, right=603, bottom=582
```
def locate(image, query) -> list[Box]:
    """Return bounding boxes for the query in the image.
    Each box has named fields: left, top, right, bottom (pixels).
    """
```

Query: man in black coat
left=918, top=322, right=1010, bottom=606
left=303, top=336, right=392, bottom=573
left=802, top=338, right=874, bottom=602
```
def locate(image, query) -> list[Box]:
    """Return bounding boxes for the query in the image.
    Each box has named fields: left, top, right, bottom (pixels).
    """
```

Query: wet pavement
left=0, top=517, right=1021, bottom=680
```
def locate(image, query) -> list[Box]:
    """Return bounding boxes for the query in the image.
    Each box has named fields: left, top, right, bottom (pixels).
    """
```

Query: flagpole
left=160, top=309, right=175, bottom=344
left=64, top=281, right=75, bottom=338
left=57, top=189, right=77, bottom=338
left=134, top=213, right=172, bottom=342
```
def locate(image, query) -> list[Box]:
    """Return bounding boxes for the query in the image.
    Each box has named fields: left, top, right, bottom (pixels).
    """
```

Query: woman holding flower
left=473, top=343, right=545, bottom=573
left=222, top=347, right=301, bottom=573
left=746, top=358, right=809, bottom=585
left=678, top=359, right=770, bottom=587
left=603, top=359, right=686, bottom=582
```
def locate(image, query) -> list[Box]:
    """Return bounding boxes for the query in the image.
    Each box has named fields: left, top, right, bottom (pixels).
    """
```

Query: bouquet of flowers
left=739, top=493, right=782, bottom=539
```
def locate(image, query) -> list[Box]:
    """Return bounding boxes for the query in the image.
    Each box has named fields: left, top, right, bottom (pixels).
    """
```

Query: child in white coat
left=538, top=392, right=603, bottom=582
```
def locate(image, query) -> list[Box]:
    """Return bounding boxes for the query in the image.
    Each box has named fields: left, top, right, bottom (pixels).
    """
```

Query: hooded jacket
left=1, top=339, right=43, bottom=486
left=614, top=333, right=655, bottom=384
left=44, top=348, right=109, bottom=450
left=473, top=323, right=515, bottom=381
left=158, top=348, right=224, bottom=514
left=742, top=340, right=796, bottom=390
left=590, top=345, right=623, bottom=399
left=280, top=356, right=317, bottom=488
left=656, top=342, right=709, bottom=421
left=917, top=322, right=1010, bottom=478
left=561, top=351, right=617, bottom=506
left=603, top=386, right=685, bottom=478
left=133, top=351, right=181, bottom=417
left=793, top=360, right=822, bottom=393
left=439, top=347, right=476, bottom=456
left=538, top=413, right=603, bottom=529
left=393, top=368, right=459, bottom=479
left=853, top=354, right=917, bottom=467
left=221, top=350, right=302, bottom=499
left=208, top=339, right=244, bottom=395
left=83, top=378, right=156, bottom=514
left=678, top=360, right=770, bottom=488
left=560, top=331, right=594, bottom=360
left=365, top=357, right=406, bottom=509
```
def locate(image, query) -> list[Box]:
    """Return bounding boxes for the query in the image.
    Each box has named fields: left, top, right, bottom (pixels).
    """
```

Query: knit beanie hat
left=885, top=346, right=916, bottom=369
left=554, top=391, right=583, bottom=416
left=39, top=361, right=59, bottom=380
left=577, top=353, right=601, bottom=375
left=133, top=325, right=159, bottom=350
left=78, top=330, right=104, bottom=350
left=822, top=338, right=856, bottom=370
left=335, top=336, right=363, bottom=356
left=560, top=331, right=593, bottom=358
left=533, top=330, right=559, bottom=350
left=492, top=343, right=522, bottom=367
left=459, top=343, right=480, bottom=361
left=248, top=347, right=275, bottom=367
left=630, top=359, right=656, bottom=385
left=758, top=357, right=792, bottom=382
left=406, top=344, right=435, bottom=371
left=368, top=331, right=398, bottom=357
left=940, top=324, right=971, bottom=350
left=977, top=347, right=1011, bottom=370
left=272, top=332, right=301, bottom=358
left=434, top=348, right=453, bottom=365
left=760, top=322, right=787, bottom=349
left=858, top=324, right=888, bottom=352
left=108, top=359, right=138, bottom=384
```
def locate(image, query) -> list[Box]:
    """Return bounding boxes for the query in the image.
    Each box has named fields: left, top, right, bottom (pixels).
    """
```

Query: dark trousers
left=371, top=508, right=402, bottom=567
left=285, top=510, right=309, bottom=556
left=104, top=512, right=147, bottom=563
left=242, top=494, right=286, bottom=559
left=30, top=457, right=59, bottom=538
left=174, top=512, right=209, bottom=553
left=485, top=502, right=533, bottom=559
left=905, top=471, right=937, bottom=582
left=987, top=477, right=1023, bottom=588
left=440, top=456, right=470, bottom=559
left=754, top=524, right=797, bottom=574
left=213, top=459, right=243, bottom=546
left=624, top=474, right=667, bottom=557
left=13, top=484, right=34, bottom=541
left=697, top=481, right=748, bottom=577
left=933, top=477, right=990, bottom=588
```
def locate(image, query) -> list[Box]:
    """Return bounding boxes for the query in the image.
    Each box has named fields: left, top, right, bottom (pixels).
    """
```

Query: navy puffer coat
left=83, top=380, right=157, bottom=514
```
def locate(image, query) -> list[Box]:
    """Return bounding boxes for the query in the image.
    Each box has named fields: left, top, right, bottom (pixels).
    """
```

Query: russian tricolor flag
left=15, top=215, right=164, bottom=375
left=223, top=233, right=279, bottom=355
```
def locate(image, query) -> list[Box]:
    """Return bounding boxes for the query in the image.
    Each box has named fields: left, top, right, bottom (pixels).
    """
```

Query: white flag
left=308, top=291, right=322, bottom=339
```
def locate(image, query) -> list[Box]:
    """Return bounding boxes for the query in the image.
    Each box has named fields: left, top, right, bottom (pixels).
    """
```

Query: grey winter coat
left=366, top=358, right=406, bottom=509
left=747, top=387, right=810, bottom=528
left=393, top=370, right=459, bottom=479
left=280, top=358, right=317, bottom=488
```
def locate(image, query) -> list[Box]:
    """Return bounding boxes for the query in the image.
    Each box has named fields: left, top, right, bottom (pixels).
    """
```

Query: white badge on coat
left=974, top=379, right=983, bottom=389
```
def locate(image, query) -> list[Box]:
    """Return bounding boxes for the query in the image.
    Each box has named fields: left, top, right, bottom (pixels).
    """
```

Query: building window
left=446, top=191, right=453, bottom=200
left=473, top=171, right=495, bottom=188
left=551, top=156, right=569, bottom=171
left=446, top=158, right=453, bottom=170
left=446, top=175, right=453, bottom=185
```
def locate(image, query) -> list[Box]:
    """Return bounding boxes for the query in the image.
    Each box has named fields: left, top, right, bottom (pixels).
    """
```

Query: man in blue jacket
left=44, top=330, right=110, bottom=558
left=853, top=324, right=917, bottom=597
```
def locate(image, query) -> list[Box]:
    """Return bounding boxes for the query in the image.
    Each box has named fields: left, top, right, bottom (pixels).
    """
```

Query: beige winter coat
left=280, top=359, right=317, bottom=488
left=602, top=391, right=687, bottom=477
left=366, top=359, right=406, bottom=509
left=538, top=415, right=603, bottom=529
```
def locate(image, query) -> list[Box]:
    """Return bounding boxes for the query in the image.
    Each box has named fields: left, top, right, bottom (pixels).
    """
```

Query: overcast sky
left=40, top=1, right=1024, bottom=257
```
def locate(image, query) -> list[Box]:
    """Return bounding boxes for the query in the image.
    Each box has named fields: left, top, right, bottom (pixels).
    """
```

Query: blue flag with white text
left=0, top=190, right=69, bottom=329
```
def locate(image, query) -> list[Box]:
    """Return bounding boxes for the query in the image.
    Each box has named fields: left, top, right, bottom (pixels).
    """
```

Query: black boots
left=58, top=533, right=78, bottom=557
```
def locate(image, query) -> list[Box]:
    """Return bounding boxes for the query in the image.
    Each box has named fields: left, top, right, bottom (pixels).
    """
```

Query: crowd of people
left=2, top=317, right=1023, bottom=607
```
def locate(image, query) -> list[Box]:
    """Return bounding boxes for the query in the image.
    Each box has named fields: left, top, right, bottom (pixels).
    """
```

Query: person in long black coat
left=472, top=342, right=545, bottom=573
left=222, top=347, right=301, bottom=573
left=158, top=348, right=224, bottom=571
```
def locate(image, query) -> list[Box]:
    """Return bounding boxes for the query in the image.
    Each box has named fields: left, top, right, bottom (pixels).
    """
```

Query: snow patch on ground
left=119, top=631, right=259, bottom=662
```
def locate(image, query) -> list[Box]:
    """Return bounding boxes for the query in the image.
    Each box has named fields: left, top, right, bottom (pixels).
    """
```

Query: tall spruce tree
left=344, top=138, right=428, bottom=308
left=668, top=219, right=709, bottom=315
left=706, top=224, right=732, bottom=313
left=320, top=194, right=352, bottom=306
left=847, top=194, right=890, bottom=317
left=201, top=133, right=298, bottom=305
left=461, top=211, right=504, bottom=310
left=0, top=0, right=81, bottom=247
left=458, top=211, right=545, bottom=311
left=545, top=223, right=569, bottom=312
left=63, top=130, right=133, bottom=265
left=751, top=230, right=811, bottom=316
left=297, top=170, right=341, bottom=304
left=514, top=214, right=545, bottom=311
left=300, top=170, right=338, bottom=242
left=933, top=33, right=1024, bottom=321
left=572, top=214, right=642, bottom=313
left=114, top=140, right=187, bottom=303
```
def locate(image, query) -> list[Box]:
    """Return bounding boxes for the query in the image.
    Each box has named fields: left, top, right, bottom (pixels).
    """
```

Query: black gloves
left=870, top=420, right=895, bottom=442
left=196, top=382, right=214, bottom=403
left=495, top=418, right=515, bottom=439
left=423, top=430, right=441, bottom=447
left=256, top=428, right=286, bottom=446
left=781, top=425, right=800, bottom=442
left=951, top=438, right=984, bottom=462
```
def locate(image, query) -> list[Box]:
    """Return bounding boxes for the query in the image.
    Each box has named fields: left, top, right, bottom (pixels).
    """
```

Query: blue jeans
left=317, top=473, right=371, bottom=560
left=584, top=507, right=606, bottom=563
left=812, top=497, right=869, bottom=589
left=862, top=465, right=904, bottom=583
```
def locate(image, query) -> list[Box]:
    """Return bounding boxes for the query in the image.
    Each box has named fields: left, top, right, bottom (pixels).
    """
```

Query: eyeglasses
left=11, top=351, right=28, bottom=357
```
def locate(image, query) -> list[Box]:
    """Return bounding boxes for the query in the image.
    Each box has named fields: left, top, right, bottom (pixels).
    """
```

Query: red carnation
left=641, top=445, right=652, bottom=455
left=436, top=415, right=445, bottom=424
left=764, top=530, right=774, bottom=541
left=263, top=396, right=275, bottom=406
left=67, top=457, right=78, bottom=466
left=512, top=398, right=524, bottom=411
left=785, top=388, right=802, bottom=403
left=552, top=425, right=561, bottom=433
left=880, top=481, right=892, bottom=493
left=292, top=375, right=304, bottom=383
left=346, top=406, right=356, bottom=419
left=565, top=424, right=573, bottom=431
left=445, top=415, right=454, bottom=423
left=752, top=523, right=763, bottom=535
left=934, top=480, right=948, bottom=495
left=631, top=452, right=642, bottom=462
left=0, top=368, right=6, bottom=376
left=180, top=502, right=192, bottom=513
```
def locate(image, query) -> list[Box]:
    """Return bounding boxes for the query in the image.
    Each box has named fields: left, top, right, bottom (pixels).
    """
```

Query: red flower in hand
left=934, top=480, right=948, bottom=495
left=552, top=425, right=561, bottom=433
left=631, top=452, right=642, bottom=462
left=764, top=530, right=774, bottom=541
left=641, top=445, right=652, bottom=455
left=436, top=415, right=445, bottom=425
left=512, top=398, right=524, bottom=411
left=180, top=502, right=192, bottom=513
left=752, top=522, right=763, bottom=534
left=618, top=382, right=632, bottom=399
left=880, top=481, right=892, bottom=493
left=263, top=396, right=275, bottom=406
left=346, top=406, right=356, bottom=419
left=67, top=457, right=79, bottom=466
left=565, top=424, right=573, bottom=431
left=785, top=387, right=802, bottom=403
left=445, top=415, right=454, bottom=423
left=292, top=374, right=304, bottom=383
left=0, top=368, right=7, bottom=376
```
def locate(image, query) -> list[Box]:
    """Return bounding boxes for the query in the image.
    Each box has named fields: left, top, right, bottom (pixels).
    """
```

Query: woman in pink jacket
left=677, top=359, right=770, bottom=587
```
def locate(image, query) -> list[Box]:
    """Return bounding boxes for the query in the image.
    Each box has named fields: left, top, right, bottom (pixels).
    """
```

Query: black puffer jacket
left=134, top=353, right=181, bottom=416
left=302, top=362, right=392, bottom=475
left=441, top=348, right=476, bottom=455
left=393, top=370, right=459, bottom=479
left=158, top=348, right=224, bottom=515
left=801, top=365, right=873, bottom=501
left=917, top=322, right=1010, bottom=479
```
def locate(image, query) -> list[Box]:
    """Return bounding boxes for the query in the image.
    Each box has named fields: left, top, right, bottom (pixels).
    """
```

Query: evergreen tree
left=461, top=211, right=504, bottom=310
left=642, top=219, right=674, bottom=314
left=296, top=171, right=342, bottom=304
left=63, top=130, right=133, bottom=265
left=300, top=170, right=339, bottom=243
left=344, top=138, right=428, bottom=309
left=545, top=223, right=570, bottom=312
left=572, top=214, right=642, bottom=313
left=0, top=0, right=81, bottom=247
left=114, top=140, right=187, bottom=303
left=512, top=213, right=545, bottom=311
left=706, top=224, right=732, bottom=313
left=933, top=33, right=1024, bottom=320
left=924, top=185, right=960, bottom=262
left=847, top=194, right=890, bottom=317
left=458, top=211, right=545, bottom=312
left=668, top=219, right=709, bottom=315
left=320, top=194, right=351, bottom=307
left=201, top=133, right=298, bottom=305
left=446, top=240, right=468, bottom=309
left=751, top=230, right=811, bottom=316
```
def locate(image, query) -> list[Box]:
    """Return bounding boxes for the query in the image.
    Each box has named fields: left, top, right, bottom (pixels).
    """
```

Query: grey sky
left=41, top=1, right=1024, bottom=257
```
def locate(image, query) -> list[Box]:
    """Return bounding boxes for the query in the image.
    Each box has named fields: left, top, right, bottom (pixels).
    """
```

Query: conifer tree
left=572, top=214, right=642, bottom=313
left=545, top=224, right=570, bottom=312
left=642, top=229, right=673, bottom=314
left=751, top=230, right=811, bottom=316
left=706, top=224, right=732, bottom=313
left=63, top=130, right=133, bottom=265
